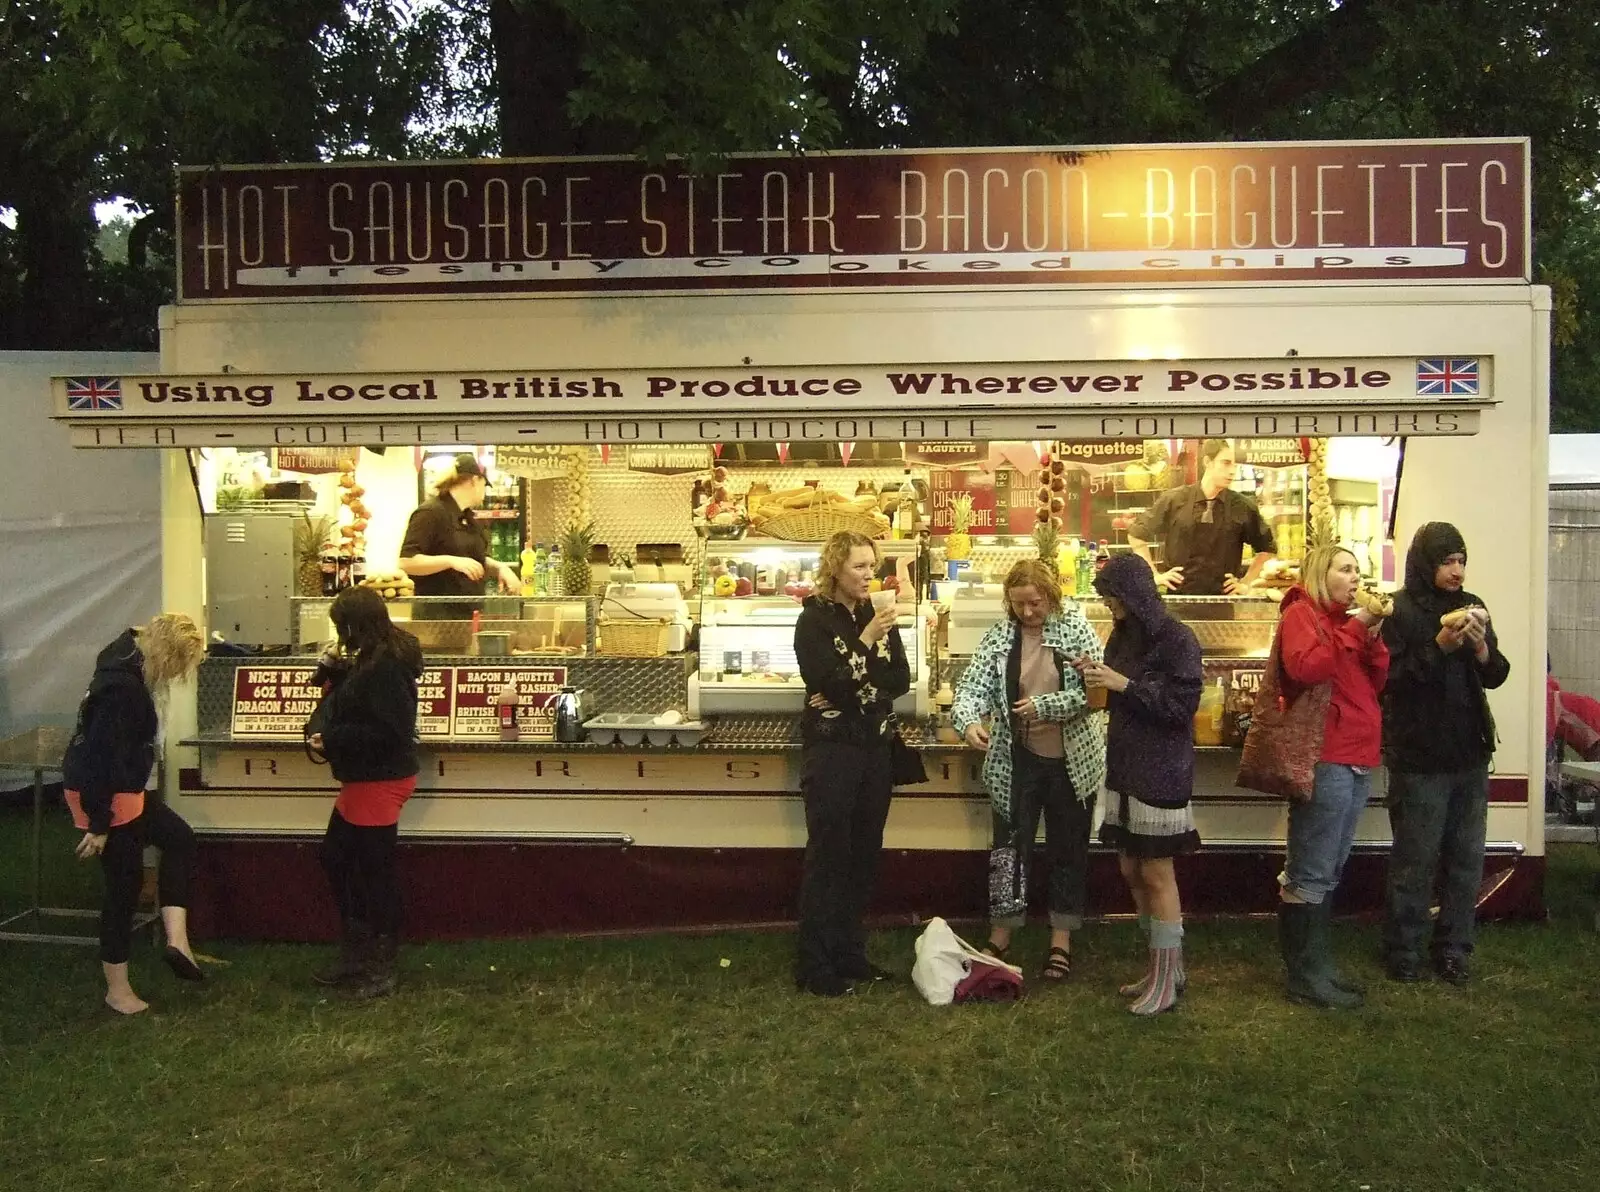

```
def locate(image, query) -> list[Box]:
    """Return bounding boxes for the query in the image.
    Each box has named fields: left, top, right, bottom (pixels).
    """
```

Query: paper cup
left=870, top=589, right=897, bottom=613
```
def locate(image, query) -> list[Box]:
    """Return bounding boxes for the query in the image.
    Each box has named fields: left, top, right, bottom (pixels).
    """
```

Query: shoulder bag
left=1236, top=614, right=1331, bottom=803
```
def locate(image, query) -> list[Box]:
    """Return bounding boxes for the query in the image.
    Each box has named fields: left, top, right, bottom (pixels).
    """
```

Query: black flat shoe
left=1386, top=960, right=1425, bottom=983
left=839, top=961, right=895, bottom=983
left=795, top=973, right=853, bottom=997
left=163, top=946, right=205, bottom=983
left=1436, top=955, right=1471, bottom=986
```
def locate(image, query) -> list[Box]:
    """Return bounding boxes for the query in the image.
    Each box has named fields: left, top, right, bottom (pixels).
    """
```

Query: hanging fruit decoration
left=1307, top=438, right=1335, bottom=548
left=337, top=469, right=367, bottom=559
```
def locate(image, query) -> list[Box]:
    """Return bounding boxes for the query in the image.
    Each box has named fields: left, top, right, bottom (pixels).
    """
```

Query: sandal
left=1040, top=946, right=1072, bottom=982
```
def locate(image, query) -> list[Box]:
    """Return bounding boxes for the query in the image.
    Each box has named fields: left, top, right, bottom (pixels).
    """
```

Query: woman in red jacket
left=1275, top=544, right=1388, bottom=1009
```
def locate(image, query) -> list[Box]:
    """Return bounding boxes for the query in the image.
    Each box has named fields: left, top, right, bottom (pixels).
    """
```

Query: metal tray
left=585, top=713, right=706, bottom=747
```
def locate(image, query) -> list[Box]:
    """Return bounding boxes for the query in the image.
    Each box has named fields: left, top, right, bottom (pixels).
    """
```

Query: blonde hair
left=815, top=530, right=878, bottom=600
left=433, top=467, right=485, bottom=497
left=1301, top=545, right=1358, bottom=609
left=1002, top=559, right=1062, bottom=622
left=135, top=613, right=205, bottom=691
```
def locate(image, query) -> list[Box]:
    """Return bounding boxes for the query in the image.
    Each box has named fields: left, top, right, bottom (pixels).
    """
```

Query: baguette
left=1440, top=606, right=1486, bottom=630
left=1353, top=588, right=1393, bottom=618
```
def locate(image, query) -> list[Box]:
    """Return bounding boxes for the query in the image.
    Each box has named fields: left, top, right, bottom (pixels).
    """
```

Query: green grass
left=3, top=802, right=1600, bottom=1192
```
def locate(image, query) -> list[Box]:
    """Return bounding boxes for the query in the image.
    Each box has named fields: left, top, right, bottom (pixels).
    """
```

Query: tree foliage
left=3, top=0, right=1599, bottom=426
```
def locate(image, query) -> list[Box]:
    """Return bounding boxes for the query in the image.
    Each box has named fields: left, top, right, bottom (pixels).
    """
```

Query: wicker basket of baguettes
left=748, top=487, right=891, bottom=541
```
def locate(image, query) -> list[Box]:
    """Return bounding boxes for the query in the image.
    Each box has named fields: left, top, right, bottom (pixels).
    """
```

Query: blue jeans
left=1283, top=763, right=1370, bottom=905
left=1383, top=766, right=1490, bottom=963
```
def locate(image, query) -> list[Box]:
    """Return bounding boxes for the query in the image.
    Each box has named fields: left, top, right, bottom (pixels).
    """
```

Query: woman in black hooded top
left=1077, top=554, right=1203, bottom=1016
left=1380, top=522, right=1510, bottom=984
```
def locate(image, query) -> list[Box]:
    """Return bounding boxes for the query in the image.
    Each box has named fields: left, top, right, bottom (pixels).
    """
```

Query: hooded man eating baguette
left=1379, top=522, right=1510, bottom=986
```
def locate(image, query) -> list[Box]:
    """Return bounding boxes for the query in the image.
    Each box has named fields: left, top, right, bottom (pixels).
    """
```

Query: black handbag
left=889, top=726, right=928, bottom=786
left=303, top=653, right=347, bottom=765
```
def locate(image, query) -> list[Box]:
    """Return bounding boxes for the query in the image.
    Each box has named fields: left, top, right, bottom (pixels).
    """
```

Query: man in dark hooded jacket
left=1380, top=522, right=1510, bottom=984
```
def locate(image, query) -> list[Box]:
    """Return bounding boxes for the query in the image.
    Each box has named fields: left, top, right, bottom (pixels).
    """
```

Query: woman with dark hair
left=307, top=586, right=424, bottom=998
left=791, top=530, right=909, bottom=996
left=62, top=613, right=208, bottom=1014
left=1077, top=555, right=1203, bottom=1016
left=952, top=558, right=1105, bottom=982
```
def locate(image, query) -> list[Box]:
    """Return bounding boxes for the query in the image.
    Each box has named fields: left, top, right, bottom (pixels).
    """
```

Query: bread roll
left=1353, top=589, right=1393, bottom=618
left=1440, top=607, right=1473, bottom=630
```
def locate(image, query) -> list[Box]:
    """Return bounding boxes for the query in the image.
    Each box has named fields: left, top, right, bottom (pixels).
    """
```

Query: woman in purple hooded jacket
left=1076, top=554, right=1203, bottom=1016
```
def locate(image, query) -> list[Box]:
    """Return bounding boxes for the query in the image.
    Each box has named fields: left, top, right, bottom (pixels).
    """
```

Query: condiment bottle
left=495, top=677, right=520, bottom=741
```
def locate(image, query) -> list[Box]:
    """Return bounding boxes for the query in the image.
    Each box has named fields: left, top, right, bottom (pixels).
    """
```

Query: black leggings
left=320, top=810, right=403, bottom=937
left=98, top=802, right=194, bottom=964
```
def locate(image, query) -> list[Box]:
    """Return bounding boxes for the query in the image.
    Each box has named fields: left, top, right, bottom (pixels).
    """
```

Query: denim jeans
left=1383, top=766, right=1489, bottom=963
left=989, top=746, right=1094, bottom=930
left=1283, top=763, right=1370, bottom=905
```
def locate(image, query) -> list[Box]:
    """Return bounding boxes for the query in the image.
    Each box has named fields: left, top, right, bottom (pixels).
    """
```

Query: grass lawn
left=3, top=803, right=1599, bottom=1192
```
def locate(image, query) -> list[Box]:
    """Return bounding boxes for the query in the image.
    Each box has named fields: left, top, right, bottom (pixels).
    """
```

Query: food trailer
left=51, top=139, right=1549, bottom=940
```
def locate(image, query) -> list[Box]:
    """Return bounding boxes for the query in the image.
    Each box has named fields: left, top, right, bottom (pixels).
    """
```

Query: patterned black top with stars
left=793, top=594, right=910, bottom=747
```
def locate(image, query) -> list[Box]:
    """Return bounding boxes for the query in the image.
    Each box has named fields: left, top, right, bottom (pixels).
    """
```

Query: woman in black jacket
left=791, top=530, right=909, bottom=996
left=1077, top=554, right=1203, bottom=1016
left=62, top=613, right=207, bottom=1014
left=1380, top=522, right=1510, bottom=984
left=307, top=587, right=424, bottom=998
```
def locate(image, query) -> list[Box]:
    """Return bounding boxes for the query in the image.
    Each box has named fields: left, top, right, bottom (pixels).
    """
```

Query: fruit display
left=946, top=493, right=974, bottom=561
left=359, top=569, right=415, bottom=600
left=1030, top=448, right=1063, bottom=573
left=294, top=512, right=334, bottom=596
left=1123, top=463, right=1152, bottom=491
left=558, top=520, right=596, bottom=596
left=336, top=468, right=369, bottom=560
left=1307, top=438, right=1335, bottom=549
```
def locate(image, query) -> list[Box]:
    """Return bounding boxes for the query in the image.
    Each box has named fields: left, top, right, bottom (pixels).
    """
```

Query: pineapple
left=1032, top=519, right=1060, bottom=579
left=293, top=512, right=334, bottom=596
left=558, top=521, right=596, bottom=596
left=945, top=494, right=974, bottom=561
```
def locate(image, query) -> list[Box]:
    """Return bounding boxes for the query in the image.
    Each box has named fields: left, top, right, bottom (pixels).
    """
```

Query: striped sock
left=1129, top=920, right=1184, bottom=1016
left=1119, top=917, right=1155, bottom=997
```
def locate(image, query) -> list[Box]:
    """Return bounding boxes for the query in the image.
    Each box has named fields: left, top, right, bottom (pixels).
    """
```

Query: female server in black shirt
left=791, top=530, right=909, bottom=996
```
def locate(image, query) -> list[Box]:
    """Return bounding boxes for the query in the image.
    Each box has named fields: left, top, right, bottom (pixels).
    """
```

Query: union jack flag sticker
left=1415, top=358, right=1479, bottom=397
left=64, top=376, right=123, bottom=411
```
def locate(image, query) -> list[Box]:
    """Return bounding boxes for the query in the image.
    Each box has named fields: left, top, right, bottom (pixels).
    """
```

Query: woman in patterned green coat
left=951, top=560, right=1107, bottom=981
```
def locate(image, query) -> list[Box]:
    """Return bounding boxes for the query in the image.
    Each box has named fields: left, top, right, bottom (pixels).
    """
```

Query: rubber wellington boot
left=349, top=934, right=397, bottom=1000
left=1317, top=903, right=1367, bottom=996
left=1279, top=903, right=1361, bottom=1009
left=313, top=918, right=371, bottom=987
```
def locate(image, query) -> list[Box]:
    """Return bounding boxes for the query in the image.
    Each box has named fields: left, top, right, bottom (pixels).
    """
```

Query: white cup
left=870, top=589, right=897, bottom=613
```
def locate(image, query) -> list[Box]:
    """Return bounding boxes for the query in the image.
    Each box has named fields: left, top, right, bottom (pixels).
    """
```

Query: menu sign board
left=231, top=667, right=322, bottom=737
left=994, top=467, right=1047, bottom=535
left=927, top=468, right=997, bottom=534
left=416, top=667, right=454, bottom=737
left=1238, top=437, right=1308, bottom=466
left=230, top=665, right=558, bottom=739
left=493, top=444, right=570, bottom=480
left=1056, top=440, right=1147, bottom=466
left=450, top=666, right=567, bottom=740
left=175, top=140, right=1529, bottom=300
left=273, top=446, right=358, bottom=473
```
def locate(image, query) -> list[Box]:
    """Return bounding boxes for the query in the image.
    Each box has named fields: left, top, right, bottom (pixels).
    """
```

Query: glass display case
left=293, top=595, right=597, bottom=657
left=694, top=539, right=927, bottom=716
